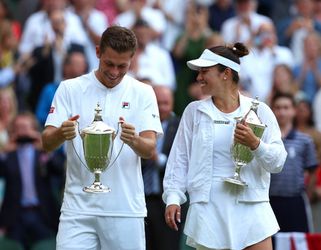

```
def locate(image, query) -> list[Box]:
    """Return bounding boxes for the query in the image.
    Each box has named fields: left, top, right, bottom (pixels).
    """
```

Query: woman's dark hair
left=294, top=99, right=315, bottom=127
left=208, top=42, right=249, bottom=83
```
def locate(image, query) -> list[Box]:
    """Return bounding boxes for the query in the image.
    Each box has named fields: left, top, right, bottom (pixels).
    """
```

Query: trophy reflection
left=224, top=98, right=266, bottom=186
left=79, top=103, right=120, bottom=193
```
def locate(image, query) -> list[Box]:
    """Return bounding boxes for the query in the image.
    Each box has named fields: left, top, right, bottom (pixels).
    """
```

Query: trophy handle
left=71, top=120, right=91, bottom=170
left=107, top=121, right=124, bottom=169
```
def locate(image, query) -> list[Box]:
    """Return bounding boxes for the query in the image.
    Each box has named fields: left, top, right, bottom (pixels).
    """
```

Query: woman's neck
left=212, top=91, right=240, bottom=113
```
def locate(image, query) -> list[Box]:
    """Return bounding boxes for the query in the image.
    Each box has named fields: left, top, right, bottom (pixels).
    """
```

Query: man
left=35, top=51, right=88, bottom=127
left=27, top=8, right=86, bottom=111
left=42, top=26, right=163, bottom=250
left=18, top=0, right=86, bottom=56
left=68, top=0, right=108, bottom=71
left=0, top=112, right=61, bottom=250
left=142, top=85, right=182, bottom=250
left=130, top=19, right=176, bottom=91
left=114, top=0, right=166, bottom=42
left=221, top=0, right=272, bottom=45
left=240, top=21, right=294, bottom=102
left=270, top=93, right=318, bottom=232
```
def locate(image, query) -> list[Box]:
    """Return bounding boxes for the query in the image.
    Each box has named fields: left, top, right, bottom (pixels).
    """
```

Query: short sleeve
left=45, top=81, right=71, bottom=128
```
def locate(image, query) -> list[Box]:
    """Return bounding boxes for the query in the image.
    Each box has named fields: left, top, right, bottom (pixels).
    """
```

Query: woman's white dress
left=184, top=105, right=279, bottom=250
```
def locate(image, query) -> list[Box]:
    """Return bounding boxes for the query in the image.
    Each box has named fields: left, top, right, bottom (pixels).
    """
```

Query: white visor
left=187, top=49, right=241, bottom=72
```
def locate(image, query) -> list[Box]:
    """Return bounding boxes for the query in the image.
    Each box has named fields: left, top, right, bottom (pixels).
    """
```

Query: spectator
left=27, top=8, right=86, bottom=112
left=151, top=0, right=187, bottom=51
left=68, top=0, right=108, bottom=71
left=142, top=85, right=184, bottom=250
left=270, top=0, right=293, bottom=26
left=270, top=93, right=318, bottom=233
left=267, top=64, right=300, bottom=106
left=130, top=19, right=176, bottom=90
left=208, top=0, right=235, bottom=32
left=294, top=98, right=321, bottom=233
left=0, top=86, right=17, bottom=151
left=95, top=0, right=129, bottom=24
left=205, top=32, right=225, bottom=48
left=172, top=2, right=212, bottom=115
left=240, top=21, right=294, bottom=102
left=293, top=31, right=321, bottom=103
left=18, top=0, right=87, bottom=57
left=256, top=0, right=274, bottom=17
left=0, top=2, right=28, bottom=90
left=313, top=87, right=321, bottom=132
left=0, top=112, right=62, bottom=250
left=311, top=165, right=321, bottom=232
left=314, top=0, right=321, bottom=23
left=0, top=19, right=20, bottom=88
left=221, top=0, right=272, bottom=46
left=0, top=0, right=21, bottom=40
left=295, top=98, right=321, bottom=165
left=277, top=0, right=321, bottom=65
left=14, top=0, right=39, bottom=28
left=35, top=51, right=88, bottom=127
left=114, top=0, right=166, bottom=42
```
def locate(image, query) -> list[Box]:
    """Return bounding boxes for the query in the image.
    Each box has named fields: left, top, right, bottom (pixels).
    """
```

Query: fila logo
left=49, top=106, right=55, bottom=114
left=122, top=102, right=130, bottom=109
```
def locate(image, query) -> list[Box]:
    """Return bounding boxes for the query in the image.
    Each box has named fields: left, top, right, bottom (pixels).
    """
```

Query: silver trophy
left=224, top=98, right=266, bottom=186
left=76, top=103, right=122, bottom=193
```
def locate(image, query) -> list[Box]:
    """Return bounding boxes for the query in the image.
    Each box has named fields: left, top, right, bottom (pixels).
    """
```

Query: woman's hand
left=165, top=204, right=181, bottom=231
left=234, top=122, right=260, bottom=150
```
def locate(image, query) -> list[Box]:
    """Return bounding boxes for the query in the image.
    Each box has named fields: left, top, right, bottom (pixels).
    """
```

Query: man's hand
left=118, top=117, right=156, bottom=159
left=61, top=115, right=80, bottom=141
left=119, top=119, right=138, bottom=147
left=42, top=115, right=80, bottom=152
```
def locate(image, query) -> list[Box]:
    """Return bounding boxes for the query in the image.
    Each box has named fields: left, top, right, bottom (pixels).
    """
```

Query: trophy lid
left=244, top=110, right=265, bottom=127
left=244, top=97, right=265, bottom=127
left=81, top=103, right=115, bottom=135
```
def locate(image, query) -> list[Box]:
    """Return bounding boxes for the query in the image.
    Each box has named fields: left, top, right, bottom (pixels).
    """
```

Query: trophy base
left=223, top=177, right=247, bottom=186
left=83, top=182, right=111, bottom=193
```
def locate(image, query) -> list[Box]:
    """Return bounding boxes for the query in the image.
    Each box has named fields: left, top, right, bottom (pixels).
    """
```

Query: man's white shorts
left=56, top=211, right=145, bottom=250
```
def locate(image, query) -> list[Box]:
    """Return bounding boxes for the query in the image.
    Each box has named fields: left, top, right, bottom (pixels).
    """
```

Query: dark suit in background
left=27, top=43, right=85, bottom=111
left=0, top=148, right=62, bottom=250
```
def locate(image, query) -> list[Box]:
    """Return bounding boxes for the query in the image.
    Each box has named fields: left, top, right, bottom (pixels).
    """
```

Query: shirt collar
left=197, top=93, right=252, bottom=120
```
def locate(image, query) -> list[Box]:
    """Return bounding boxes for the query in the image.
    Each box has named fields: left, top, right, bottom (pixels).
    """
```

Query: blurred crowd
left=0, top=0, right=321, bottom=249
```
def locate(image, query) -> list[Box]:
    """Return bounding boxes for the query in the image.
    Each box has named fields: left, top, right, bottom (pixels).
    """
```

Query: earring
left=223, top=77, right=227, bottom=80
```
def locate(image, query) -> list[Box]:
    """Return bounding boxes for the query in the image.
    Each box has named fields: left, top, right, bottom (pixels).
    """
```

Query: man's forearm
left=42, top=126, right=65, bottom=152
left=128, top=133, right=156, bottom=159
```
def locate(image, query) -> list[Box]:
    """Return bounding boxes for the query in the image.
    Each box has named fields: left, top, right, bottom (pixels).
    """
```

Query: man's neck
left=280, top=123, right=293, bottom=138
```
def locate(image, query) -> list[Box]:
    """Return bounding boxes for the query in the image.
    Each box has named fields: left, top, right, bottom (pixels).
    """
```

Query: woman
left=162, top=43, right=287, bottom=250
left=266, top=64, right=300, bottom=106
left=295, top=99, right=321, bottom=164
